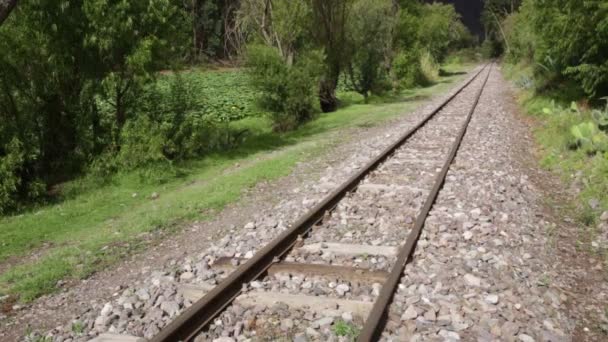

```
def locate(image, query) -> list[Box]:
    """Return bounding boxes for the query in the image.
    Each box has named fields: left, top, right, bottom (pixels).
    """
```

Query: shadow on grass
left=439, top=69, right=467, bottom=77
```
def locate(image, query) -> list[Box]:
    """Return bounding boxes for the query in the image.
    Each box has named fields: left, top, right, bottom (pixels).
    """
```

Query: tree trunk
left=319, top=69, right=339, bottom=112
left=0, top=0, right=18, bottom=26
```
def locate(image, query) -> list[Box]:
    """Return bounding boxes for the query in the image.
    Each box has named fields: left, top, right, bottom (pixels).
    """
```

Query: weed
left=537, top=274, right=551, bottom=287
left=333, top=320, right=360, bottom=340
left=24, top=327, right=52, bottom=342
left=71, top=321, right=85, bottom=335
left=579, top=206, right=597, bottom=227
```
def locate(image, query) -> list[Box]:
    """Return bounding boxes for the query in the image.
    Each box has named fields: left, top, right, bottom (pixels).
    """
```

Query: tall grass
left=419, top=50, right=440, bottom=86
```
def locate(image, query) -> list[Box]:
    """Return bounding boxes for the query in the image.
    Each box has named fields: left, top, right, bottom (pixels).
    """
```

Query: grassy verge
left=503, top=63, right=608, bottom=241
left=0, top=63, right=472, bottom=302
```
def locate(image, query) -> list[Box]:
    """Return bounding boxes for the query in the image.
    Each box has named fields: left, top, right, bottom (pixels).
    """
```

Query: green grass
left=0, top=63, right=471, bottom=302
left=503, top=63, right=608, bottom=244
left=332, top=320, right=360, bottom=340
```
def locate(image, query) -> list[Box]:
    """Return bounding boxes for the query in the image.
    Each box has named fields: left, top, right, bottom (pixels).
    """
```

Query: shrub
left=117, top=116, right=169, bottom=170
left=392, top=48, right=422, bottom=89
left=0, top=139, right=26, bottom=214
left=419, top=50, right=440, bottom=86
left=345, top=0, right=394, bottom=100
left=247, top=45, right=322, bottom=132
left=570, top=122, right=608, bottom=154
left=392, top=48, right=439, bottom=89
left=503, top=0, right=608, bottom=98
left=0, top=139, right=45, bottom=214
left=591, top=98, right=608, bottom=131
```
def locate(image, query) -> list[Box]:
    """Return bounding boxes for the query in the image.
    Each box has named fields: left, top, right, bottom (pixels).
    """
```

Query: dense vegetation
left=483, top=0, right=607, bottom=100
left=0, top=0, right=472, bottom=215
left=488, top=0, right=608, bottom=228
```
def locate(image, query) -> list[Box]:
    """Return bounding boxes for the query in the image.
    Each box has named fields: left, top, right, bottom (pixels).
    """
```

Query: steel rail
left=150, top=64, right=490, bottom=342
left=356, top=64, right=493, bottom=342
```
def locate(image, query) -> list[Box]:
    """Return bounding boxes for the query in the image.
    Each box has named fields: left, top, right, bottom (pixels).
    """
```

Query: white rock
left=100, top=303, right=113, bottom=316
left=336, top=284, right=350, bottom=296
left=485, top=294, right=499, bottom=305
left=438, top=329, right=461, bottom=341
left=470, top=208, right=482, bottom=219
left=306, top=327, right=320, bottom=337
left=160, top=301, right=180, bottom=316
left=401, top=305, right=418, bottom=320
left=464, top=274, right=481, bottom=287
left=213, top=338, right=236, bottom=342
left=372, top=283, right=382, bottom=297
left=341, top=312, right=353, bottom=322
left=314, top=316, right=334, bottom=327
left=518, top=334, right=535, bottom=342
left=463, top=231, right=473, bottom=240
left=180, top=272, right=194, bottom=281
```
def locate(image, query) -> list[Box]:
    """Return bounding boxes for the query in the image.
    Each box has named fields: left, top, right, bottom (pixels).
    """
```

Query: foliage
left=333, top=320, right=360, bottom=339
left=592, top=98, right=608, bottom=131
left=570, top=122, right=608, bottom=154
left=419, top=50, right=440, bottom=86
left=310, top=0, right=354, bottom=112
left=188, top=0, right=243, bottom=60
left=0, top=0, right=189, bottom=212
left=511, top=83, right=608, bottom=241
left=157, top=70, right=262, bottom=122
left=392, top=49, right=423, bottom=89
left=238, top=0, right=311, bottom=64
left=391, top=1, right=469, bottom=89
left=0, top=139, right=44, bottom=214
left=502, top=0, right=608, bottom=99
left=418, top=3, right=467, bottom=63
left=247, top=45, right=323, bottom=131
left=345, top=0, right=395, bottom=100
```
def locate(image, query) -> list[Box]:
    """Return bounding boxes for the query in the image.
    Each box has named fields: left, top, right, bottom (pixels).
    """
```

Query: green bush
left=392, top=49, right=422, bottom=89
left=392, top=48, right=439, bottom=89
left=89, top=74, right=232, bottom=181
left=570, top=122, right=608, bottom=154
left=247, top=45, right=322, bottom=132
left=419, top=50, right=440, bottom=86
left=345, top=0, right=394, bottom=100
left=504, top=0, right=608, bottom=98
left=0, top=139, right=26, bottom=214
left=0, top=139, right=45, bottom=214
left=592, top=99, right=608, bottom=131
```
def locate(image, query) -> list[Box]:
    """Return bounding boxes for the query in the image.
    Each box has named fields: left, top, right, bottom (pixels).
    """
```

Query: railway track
left=147, top=63, right=493, bottom=342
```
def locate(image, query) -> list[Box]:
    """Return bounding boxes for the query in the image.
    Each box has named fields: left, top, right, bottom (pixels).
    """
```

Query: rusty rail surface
left=151, top=63, right=491, bottom=342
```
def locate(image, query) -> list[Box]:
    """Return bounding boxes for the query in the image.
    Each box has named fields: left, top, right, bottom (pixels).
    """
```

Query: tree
left=309, top=0, right=353, bottom=112
left=238, top=0, right=310, bottom=64
left=501, top=0, right=608, bottom=98
left=0, top=0, right=17, bottom=26
left=0, top=0, right=189, bottom=212
left=346, top=0, right=395, bottom=100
